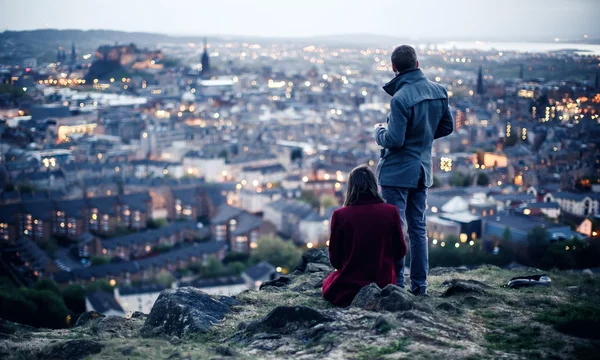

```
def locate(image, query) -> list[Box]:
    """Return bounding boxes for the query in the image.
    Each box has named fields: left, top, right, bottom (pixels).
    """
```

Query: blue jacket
left=374, top=69, right=454, bottom=188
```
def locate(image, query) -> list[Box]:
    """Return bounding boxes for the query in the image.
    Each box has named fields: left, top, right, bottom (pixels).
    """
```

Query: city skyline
left=1, top=0, right=599, bottom=41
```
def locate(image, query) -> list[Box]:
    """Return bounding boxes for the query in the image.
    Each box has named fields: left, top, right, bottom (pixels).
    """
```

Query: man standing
left=374, top=45, right=454, bottom=296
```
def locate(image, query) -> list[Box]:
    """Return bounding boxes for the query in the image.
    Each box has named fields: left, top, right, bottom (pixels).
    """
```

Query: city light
left=306, top=243, right=313, bottom=249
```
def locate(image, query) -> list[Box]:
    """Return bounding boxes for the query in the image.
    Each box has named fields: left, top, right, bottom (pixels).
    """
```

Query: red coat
left=322, top=195, right=407, bottom=307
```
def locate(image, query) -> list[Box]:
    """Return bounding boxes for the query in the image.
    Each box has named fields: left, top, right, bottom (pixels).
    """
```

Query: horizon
left=1, top=0, right=599, bottom=41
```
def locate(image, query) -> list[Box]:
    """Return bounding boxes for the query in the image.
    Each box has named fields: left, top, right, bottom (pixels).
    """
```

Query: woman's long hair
left=343, top=164, right=384, bottom=206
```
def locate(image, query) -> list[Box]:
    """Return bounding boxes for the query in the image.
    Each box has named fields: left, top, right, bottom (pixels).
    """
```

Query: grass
left=353, top=339, right=411, bottom=360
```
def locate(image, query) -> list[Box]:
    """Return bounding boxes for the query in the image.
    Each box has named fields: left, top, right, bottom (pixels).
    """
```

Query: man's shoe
left=410, top=288, right=429, bottom=297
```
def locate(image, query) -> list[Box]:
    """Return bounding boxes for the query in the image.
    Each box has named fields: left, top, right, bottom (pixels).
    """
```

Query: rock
left=246, top=306, right=333, bottom=335
left=462, top=296, right=480, bottom=307
left=141, top=287, right=239, bottom=338
left=96, top=316, right=138, bottom=338
left=170, top=335, right=182, bottom=345
left=215, top=345, right=238, bottom=357
left=0, top=318, right=37, bottom=336
left=441, top=279, right=491, bottom=288
left=130, top=311, right=147, bottom=319
left=259, top=276, right=292, bottom=290
left=305, top=262, right=333, bottom=273
left=42, top=340, right=104, bottom=360
left=74, top=311, right=106, bottom=327
left=371, top=315, right=395, bottom=334
left=295, top=248, right=331, bottom=272
left=582, top=269, right=594, bottom=277
left=441, top=279, right=488, bottom=297
left=167, top=351, right=180, bottom=359
left=437, top=302, right=459, bottom=314
left=351, top=283, right=416, bottom=312
left=120, top=346, right=134, bottom=355
left=291, top=282, right=314, bottom=292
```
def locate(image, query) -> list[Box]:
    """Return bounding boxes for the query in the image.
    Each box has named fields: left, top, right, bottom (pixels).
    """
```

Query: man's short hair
left=391, top=45, right=417, bottom=73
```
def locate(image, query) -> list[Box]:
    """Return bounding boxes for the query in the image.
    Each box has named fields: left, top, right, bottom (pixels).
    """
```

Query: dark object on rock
left=246, top=306, right=333, bottom=334
left=215, top=345, right=238, bottom=357
left=441, top=279, right=488, bottom=297
left=352, top=283, right=416, bottom=312
left=75, top=311, right=106, bottom=327
left=141, top=287, right=239, bottom=338
left=259, top=276, right=292, bottom=290
left=130, top=311, right=146, bottom=319
left=507, top=274, right=551, bottom=289
left=295, top=248, right=331, bottom=272
left=42, top=340, right=104, bottom=360
left=371, top=315, right=395, bottom=334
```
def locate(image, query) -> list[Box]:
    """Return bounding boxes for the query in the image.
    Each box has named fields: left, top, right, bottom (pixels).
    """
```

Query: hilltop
left=1, top=249, right=599, bottom=360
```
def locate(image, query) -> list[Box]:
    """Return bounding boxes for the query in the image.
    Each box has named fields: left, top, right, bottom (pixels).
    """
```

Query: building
left=543, top=192, right=600, bottom=217
left=85, top=291, right=125, bottom=317
left=242, top=261, right=277, bottom=289
left=210, top=204, right=262, bottom=252
left=483, top=213, right=576, bottom=243
left=180, top=275, right=247, bottom=296
left=114, top=283, right=172, bottom=314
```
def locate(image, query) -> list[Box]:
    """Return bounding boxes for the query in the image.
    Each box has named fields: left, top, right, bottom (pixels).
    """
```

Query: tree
left=527, top=226, right=549, bottom=267
left=147, top=218, right=167, bottom=229
left=33, top=279, right=61, bottom=296
left=90, top=255, right=111, bottom=266
left=450, top=172, right=467, bottom=187
left=320, top=195, right=338, bottom=209
left=299, top=190, right=320, bottom=209
left=477, top=173, right=490, bottom=186
left=155, top=270, right=175, bottom=287
left=62, top=285, right=86, bottom=314
left=502, top=227, right=512, bottom=242
left=227, top=261, right=247, bottom=275
left=86, top=280, right=113, bottom=294
left=250, top=236, right=303, bottom=274
left=290, top=147, right=303, bottom=162
left=223, top=252, right=250, bottom=265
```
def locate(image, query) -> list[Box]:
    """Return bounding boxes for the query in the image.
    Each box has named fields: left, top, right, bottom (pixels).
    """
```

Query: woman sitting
left=322, top=165, right=407, bottom=307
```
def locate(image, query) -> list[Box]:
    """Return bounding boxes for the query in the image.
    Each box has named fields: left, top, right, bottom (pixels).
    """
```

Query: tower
left=519, top=64, right=524, bottom=79
left=476, top=66, right=485, bottom=95
left=201, top=37, right=210, bottom=77
left=71, top=42, right=76, bottom=64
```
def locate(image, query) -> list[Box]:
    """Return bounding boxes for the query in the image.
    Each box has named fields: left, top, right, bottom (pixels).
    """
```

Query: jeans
left=381, top=181, right=428, bottom=294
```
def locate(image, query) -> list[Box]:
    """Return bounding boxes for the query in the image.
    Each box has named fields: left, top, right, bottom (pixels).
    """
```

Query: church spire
left=71, top=42, right=76, bottom=64
left=201, top=37, right=210, bottom=77
left=476, top=66, right=485, bottom=95
left=519, top=64, right=524, bottom=79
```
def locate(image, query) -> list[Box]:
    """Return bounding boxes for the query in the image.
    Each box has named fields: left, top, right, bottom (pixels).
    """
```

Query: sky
left=1, top=0, right=599, bottom=40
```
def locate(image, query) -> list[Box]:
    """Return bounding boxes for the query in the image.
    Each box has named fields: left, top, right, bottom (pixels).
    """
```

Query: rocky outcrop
left=140, top=286, right=239, bottom=338
left=352, top=283, right=417, bottom=312
left=42, top=340, right=104, bottom=360
left=74, top=311, right=105, bottom=327
left=295, top=248, right=331, bottom=272
left=1, top=250, right=598, bottom=360
left=245, top=306, right=333, bottom=335
left=441, top=279, right=490, bottom=297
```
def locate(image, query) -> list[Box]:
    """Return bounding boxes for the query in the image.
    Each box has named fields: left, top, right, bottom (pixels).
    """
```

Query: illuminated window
left=0, top=223, right=9, bottom=242
left=68, top=218, right=77, bottom=236
left=229, top=219, right=237, bottom=232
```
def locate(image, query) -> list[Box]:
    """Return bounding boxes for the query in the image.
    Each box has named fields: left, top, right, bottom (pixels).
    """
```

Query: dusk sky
left=1, top=0, right=599, bottom=40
